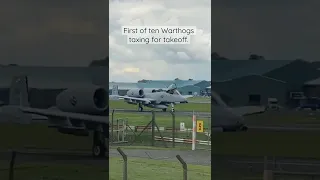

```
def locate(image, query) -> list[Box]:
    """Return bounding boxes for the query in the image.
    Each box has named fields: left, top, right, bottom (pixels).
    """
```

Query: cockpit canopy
left=167, top=83, right=177, bottom=91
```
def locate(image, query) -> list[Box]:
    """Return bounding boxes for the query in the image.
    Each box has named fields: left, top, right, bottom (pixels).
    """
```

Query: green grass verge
left=244, top=111, right=320, bottom=126
left=212, top=132, right=320, bottom=158
left=3, top=124, right=320, bottom=158
left=110, top=131, right=210, bottom=149
left=186, top=96, right=211, bottom=102
left=109, top=145, right=193, bottom=151
left=0, top=158, right=210, bottom=180
left=0, top=123, right=92, bottom=151
left=109, top=157, right=210, bottom=180
left=109, top=100, right=211, bottom=112
left=0, top=162, right=108, bottom=180
left=110, top=112, right=211, bottom=129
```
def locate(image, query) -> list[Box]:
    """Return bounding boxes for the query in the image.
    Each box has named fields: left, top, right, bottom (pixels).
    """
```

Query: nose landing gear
left=92, top=130, right=106, bottom=158
left=171, top=103, right=175, bottom=113
left=138, top=103, right=143, bottom=112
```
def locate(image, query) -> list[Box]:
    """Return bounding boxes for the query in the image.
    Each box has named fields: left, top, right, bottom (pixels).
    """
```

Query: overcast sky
left=212, top=0, right=320, bottom=61
left=1, top=1, right=319, bottom=81
left=0, top=0, right=108, bottom=66
left=109, top=0, right=211, bottom=82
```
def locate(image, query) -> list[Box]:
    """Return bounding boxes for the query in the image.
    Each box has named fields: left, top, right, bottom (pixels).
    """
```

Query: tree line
left=211, top=52, right=265, bottom=60
left=89, top=56, right=109, bottom=67
left=88, top=53, right=266, bottom=67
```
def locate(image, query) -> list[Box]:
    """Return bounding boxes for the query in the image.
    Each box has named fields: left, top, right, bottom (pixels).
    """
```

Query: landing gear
left=240, top=126, right=248, bottom=131
left=138, top=103, right=143, bottom=112
left=162, top=108, right=167, bottom=112
left=170, top=103, right=175, bottom=112
left=92, top=130, right=106, bottom=158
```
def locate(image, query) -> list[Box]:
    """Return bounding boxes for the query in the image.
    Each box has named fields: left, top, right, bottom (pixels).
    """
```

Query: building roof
left=0, top=66, right=108, bottom=89
left=109, top=79, right=209, bottom=90
left=305, top=77, right=320, bottom=85
left=137, top=79, right=206, bottom=88
left=109, top=82, right=138, bottom=90
left=213, top=74, right=286, bottom=83
left=211, top=60, right=294, bottom=81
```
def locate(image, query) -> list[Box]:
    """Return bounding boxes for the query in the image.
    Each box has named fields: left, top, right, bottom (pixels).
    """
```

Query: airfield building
left=109, top=79, right=210, bottom=96
left=303, top=77, right=320, bottom=98
left=0, top=66, right=108, bottom=108
left=212, top=60, right=320, bottom=107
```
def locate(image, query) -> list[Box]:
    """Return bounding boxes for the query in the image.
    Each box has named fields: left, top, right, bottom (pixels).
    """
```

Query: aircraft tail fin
left=112, top=85, right=119, bottom=95
left=9, top=75, right=29, bottom=107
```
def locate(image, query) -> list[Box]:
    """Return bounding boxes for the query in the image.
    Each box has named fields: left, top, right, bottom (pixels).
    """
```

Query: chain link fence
left=0, top=150, right=108, bottom=180
left=109, top=109, right=211, bottom=150
left=212, top=154, right=320, bottom=180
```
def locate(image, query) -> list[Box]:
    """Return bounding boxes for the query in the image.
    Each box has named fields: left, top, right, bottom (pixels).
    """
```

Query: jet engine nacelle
left=126, top=89, right=144, bottom=97
left=56, top=86, right=108, bottom=115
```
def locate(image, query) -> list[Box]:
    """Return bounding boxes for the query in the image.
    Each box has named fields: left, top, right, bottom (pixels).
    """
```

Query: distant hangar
left=211, top=59, right=320, bottom=107
left=109, top=79, right=210, bottom=96
left=0, top=66, right=108, bottom=108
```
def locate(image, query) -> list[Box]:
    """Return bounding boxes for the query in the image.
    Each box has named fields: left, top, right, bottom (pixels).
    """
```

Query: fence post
left=9, top=151, right=16, bottom=180
left=264, top=156, right=267, bottom=170
left=151, top=111, right=155, bottom=146
left=111, top=109, right=115, bottom=144
left=117, top=147, right=128, bottom=180
left=171, top=111, right=175, bottom=148
left=263, top=156, right=274, bottom=180
left=176, top=155, right=187, bottom=180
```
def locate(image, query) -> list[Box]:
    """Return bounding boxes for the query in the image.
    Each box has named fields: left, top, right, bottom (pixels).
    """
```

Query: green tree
left=89, top=56, right=108, bottom=67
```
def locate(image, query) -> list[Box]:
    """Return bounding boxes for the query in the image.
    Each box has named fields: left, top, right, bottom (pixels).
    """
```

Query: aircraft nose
left=182, top=96, right=188, bottom=103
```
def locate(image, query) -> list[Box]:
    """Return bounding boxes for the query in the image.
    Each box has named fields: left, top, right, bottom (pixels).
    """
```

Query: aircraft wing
left=231, top=106, right=266, bottom=116
left=0, top=106, right=108, bottom=124
left=182, top=95, right=194, bottom=98
left=119, top=96, right=156, bottom=104
left=188, top=101, right=210, bottom=104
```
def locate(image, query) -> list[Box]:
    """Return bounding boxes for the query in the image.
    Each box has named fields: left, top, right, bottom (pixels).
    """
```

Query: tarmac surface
left=2, top=107, right=320, bottom=177
left=247, top=126, right=320, bottom=132
left=2, top=148, right=320, bottom=175
left=109, top=148, right=211, bottom=166
left=212, top=154, right=320, bottom=174
left=0, top=148, right=211, bottom=166
left=110, top=109, right=211, bottom=117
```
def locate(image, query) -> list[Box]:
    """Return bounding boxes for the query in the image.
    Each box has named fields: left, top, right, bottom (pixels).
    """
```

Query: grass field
left=110, top=111, right=211, bottom=129
left=2, top=123, right=320, bottom=158
left=185, top=96, right=211, bottom=102
left=111, top=131, right=210, bottom=147
left=244, top=110, right=320, bottom=126
left=0, top=162, right=108, bottom=180
left=0, top=157, right=210, bottom=180
left=3, top=109, right=320, bottom=158
left=109, top=100, right=211, bottom=112
left=109, top=157, right=210, bottom=180
left=212, top=132, right=320, bottom=158
left=0, top=124, right=92, bottom=151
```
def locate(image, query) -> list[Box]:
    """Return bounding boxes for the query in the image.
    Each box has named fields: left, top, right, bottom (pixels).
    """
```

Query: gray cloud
left=212, top=0, right=320, bottom=60
left=109, top=0, right=211, bottom=82
left=0, top=0, right=108, bottom=66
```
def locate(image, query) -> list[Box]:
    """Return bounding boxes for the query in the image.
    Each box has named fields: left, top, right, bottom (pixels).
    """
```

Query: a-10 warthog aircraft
left=0, top=75, right=109, bottom=158
left=117, top=84, right=188, bottom=112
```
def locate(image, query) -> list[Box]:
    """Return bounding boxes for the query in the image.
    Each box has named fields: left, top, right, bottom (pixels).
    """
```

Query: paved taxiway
left=212, top=154, right=320, bottom=173
left=247, top=126, right=320, bottom=132
left=2, top=148, right=319, bottom=174
left=0, top=148, right=210, bottom=166
left=109, top=148, right=211, bottom=166
left=110, top=109, right=211, bottom=117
